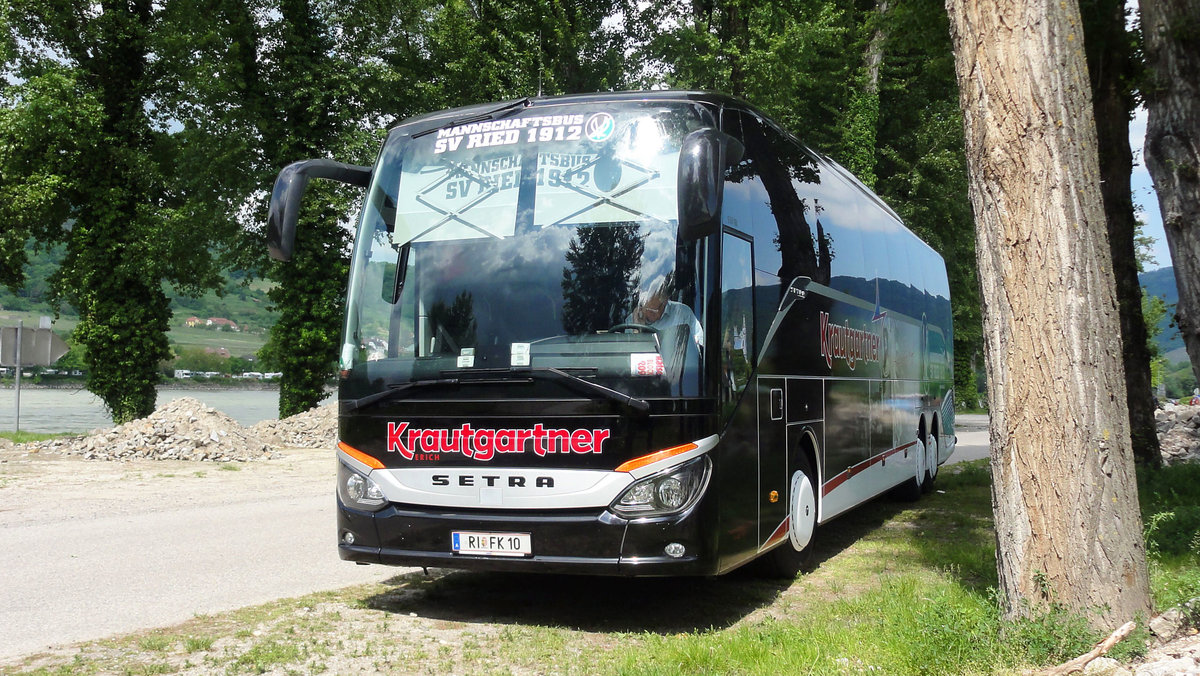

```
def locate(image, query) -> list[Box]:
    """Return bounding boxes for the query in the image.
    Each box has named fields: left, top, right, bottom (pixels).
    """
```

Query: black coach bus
left=267, top=91, right=955, bottom=577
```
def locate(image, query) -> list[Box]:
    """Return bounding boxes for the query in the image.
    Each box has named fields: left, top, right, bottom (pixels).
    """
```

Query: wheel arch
left=795, top=426, right=822, bottom=522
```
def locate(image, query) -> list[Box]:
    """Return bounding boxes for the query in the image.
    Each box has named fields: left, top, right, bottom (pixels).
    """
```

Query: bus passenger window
left=721, top=233, right=754, bottom=417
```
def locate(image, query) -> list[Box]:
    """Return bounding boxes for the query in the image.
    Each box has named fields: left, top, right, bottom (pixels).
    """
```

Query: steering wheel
left=609, top=323, right=659, bottom=333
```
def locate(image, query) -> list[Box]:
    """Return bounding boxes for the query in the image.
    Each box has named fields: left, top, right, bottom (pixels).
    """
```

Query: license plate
left=451, top=531, right=532, bottom=557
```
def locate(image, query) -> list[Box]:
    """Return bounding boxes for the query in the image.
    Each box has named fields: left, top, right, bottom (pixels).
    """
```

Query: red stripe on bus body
left=821, top=440, right=922, bottom=497
left=761, top=517, right=791, bottom=551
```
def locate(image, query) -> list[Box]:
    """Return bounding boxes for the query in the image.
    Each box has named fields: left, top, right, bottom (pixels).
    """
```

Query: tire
left=756, top=454, right=818, bottom=578
left=891, top=435, right=926, bottom=502
left=922, top=432, right=939, bottom=493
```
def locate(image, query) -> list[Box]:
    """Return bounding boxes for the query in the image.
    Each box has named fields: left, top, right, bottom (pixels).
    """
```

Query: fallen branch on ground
left=1041, top=621, right=1136, bottom=675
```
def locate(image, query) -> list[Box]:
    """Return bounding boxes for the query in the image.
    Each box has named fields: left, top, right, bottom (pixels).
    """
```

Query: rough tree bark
left=944, top=0, right=1153, bottom=628
left=1141, top=0, right=1200, bottom=386
left=1081, top=0, right=1161, bottom=466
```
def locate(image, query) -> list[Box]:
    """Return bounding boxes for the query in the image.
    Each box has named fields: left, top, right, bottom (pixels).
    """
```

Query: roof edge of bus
left=387, top=90, right=743, bottom=135
left=377, top=90, right=940, bottom=263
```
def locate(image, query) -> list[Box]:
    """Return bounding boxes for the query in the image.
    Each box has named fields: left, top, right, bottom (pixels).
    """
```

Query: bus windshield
left=341, top=101, right=712, bottom=398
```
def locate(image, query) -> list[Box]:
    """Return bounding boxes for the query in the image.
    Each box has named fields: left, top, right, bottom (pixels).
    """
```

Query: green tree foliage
left=636, top=0, right=855, bottom=155
left=0, top=241, right=62, bottom=312
left=173, top=346, right=229, bottom=373
left=3, top=0, right=989, bottom=421
left=159, top=0, right=375, bottom=417
left=153, top=0, right=630, bottom=418
left=638, top=0, right=982, bottom=406
left=1166, top=360, right=1198, bottom=400
left=2, top=0, right=228, bottom=423
left=1143, top=290, right=1169, bottom=387
left=256, top=0, right=359, bottom=417
left=873, top=0, right=981, bottom=409
left=55, top=340, right=87, bottom=372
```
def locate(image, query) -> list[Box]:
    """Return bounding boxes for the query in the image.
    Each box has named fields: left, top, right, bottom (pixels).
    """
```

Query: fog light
left=342, top=531, right=356, bottom=545
left=664, top=542, right=685, bottom=558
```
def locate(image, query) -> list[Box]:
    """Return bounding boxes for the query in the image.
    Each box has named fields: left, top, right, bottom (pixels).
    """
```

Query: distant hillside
left=0, top=242, right=277, bottom=353
left=1140, top=266, right=1183, bottom=359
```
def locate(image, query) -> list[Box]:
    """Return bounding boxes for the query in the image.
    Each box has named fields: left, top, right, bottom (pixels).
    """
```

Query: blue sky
left=1130, top=107, right=1171, bottom=271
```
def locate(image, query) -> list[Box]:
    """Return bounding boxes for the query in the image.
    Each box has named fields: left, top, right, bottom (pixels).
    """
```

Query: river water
left=0, top=387, right=322, bottom=434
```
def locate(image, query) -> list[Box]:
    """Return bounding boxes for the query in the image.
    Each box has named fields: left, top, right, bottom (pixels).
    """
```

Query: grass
left=3, top=460, right=1197, bottom=676
left=1139, top=462, right=1200, bottom=609
left=230, top=639, right=304, bottom=673
left=165, top=325, right=267, bottom=354
left=182, top=636, right=213, bottom=653
left=0, top=431, right=68, bottom=444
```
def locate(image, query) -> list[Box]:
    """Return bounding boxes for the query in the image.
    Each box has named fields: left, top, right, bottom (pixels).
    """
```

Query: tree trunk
left=843, top=0, right=891, bottom=189
left=944, top=0, right=1153, bottom=629
left=1141, top=0, right=1200, bottom=388
left=1081, top=0, right=1162, bottom=466
left=863, top=0, right=891, bottom=97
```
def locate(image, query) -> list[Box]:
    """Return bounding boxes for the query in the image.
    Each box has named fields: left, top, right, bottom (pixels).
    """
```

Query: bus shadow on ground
left=361, top=500, right=906, bottom=634
left=806, top=495, right=909, bottom=570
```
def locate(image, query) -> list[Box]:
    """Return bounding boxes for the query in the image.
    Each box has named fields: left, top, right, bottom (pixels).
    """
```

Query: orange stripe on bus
left=615, top=442, right=698, bottom=473
left=338, top=441, right=385, bottom=469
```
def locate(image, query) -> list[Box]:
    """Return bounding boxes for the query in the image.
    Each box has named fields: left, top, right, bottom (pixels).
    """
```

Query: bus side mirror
left=267, top=159, right=372, bottom=262
left=677, top=130, right=744, bottom=242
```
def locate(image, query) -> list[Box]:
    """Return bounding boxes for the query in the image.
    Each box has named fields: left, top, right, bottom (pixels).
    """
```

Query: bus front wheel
left=757, top=455, right=818, bottom=578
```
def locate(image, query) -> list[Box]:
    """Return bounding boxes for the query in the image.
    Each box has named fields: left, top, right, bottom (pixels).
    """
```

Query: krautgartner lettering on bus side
left=819, top=311, right=882, bottom=370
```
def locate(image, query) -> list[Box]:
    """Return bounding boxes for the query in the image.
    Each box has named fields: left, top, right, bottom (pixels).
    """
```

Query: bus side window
left=719, top=111, right=760, bottom=237
left=726, top=112, right=782, bottom=277
left=720, top=232, right=755, bottom=417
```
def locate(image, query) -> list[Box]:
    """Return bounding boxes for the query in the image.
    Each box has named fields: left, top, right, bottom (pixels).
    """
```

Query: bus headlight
left=611, top=456, right=710, bottom=517
left=337, top=461, right=387, bottom=511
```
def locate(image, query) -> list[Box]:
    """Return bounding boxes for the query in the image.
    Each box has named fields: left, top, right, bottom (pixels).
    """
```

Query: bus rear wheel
left=892, top=435, right=927, bottom=502
left=922, top=432, right=939, bottom=493
left=756, top=455, right=818, bottom=579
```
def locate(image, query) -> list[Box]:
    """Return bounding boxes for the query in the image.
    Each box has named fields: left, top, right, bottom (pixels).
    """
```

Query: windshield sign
left=342, top=100, right=711, bottom=399
left=394, top=111, right=678, bottom=244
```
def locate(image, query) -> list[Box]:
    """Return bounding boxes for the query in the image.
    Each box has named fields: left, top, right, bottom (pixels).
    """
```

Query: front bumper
left=337, top=498, right=717, bottom=576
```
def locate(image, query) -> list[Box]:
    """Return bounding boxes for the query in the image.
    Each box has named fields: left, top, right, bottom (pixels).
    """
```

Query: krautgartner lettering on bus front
left=819, top=311, right=882, bottom=370
left=386, top=422, right=611, bottom=461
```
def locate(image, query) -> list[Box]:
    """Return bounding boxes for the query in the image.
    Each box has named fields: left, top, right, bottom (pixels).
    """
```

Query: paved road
left=0, top=447, right=399, bottom=663
left=947, top=413, right=990, bottom=465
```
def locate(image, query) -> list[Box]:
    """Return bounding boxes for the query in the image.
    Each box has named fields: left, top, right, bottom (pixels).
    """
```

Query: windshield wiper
left=343, top=378, right=460, bottom=412
left=412, top=97, right=531, bottom=139
left=528, top=367, right=650, bottom=414
left=343, top=366, right=650, bottom=415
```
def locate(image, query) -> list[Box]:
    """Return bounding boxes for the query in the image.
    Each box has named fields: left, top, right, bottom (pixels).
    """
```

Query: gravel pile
left=30, top=397, right=277, bottom=462
left=250, top=402, right=337, bottom=450
left=1155, top=403, right=1200, bottom=465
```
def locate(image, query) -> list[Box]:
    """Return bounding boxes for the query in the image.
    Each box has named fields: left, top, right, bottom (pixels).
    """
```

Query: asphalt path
left=0, top=416, right=992, bottom=664
left=0, top=448, right=400, bottom=663
left=948, top=413, right=990, bottom=465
